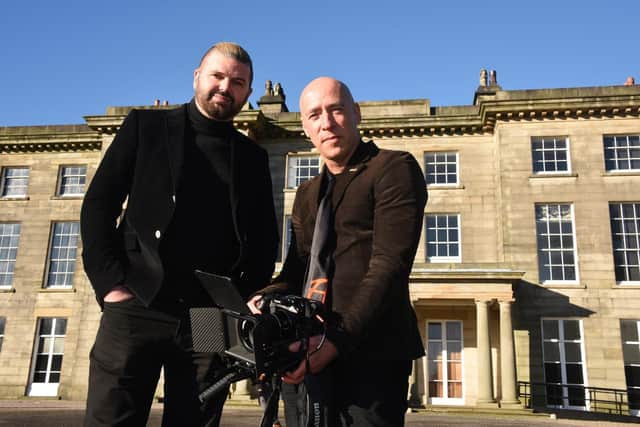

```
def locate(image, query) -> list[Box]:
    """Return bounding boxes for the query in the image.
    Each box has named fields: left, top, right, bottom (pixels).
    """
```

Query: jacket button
left=172, top=195, right=176, bottom=203
left=155, top=230, right=161, bottom=239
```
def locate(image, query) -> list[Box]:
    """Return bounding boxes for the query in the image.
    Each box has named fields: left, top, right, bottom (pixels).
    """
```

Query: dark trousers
left=84, top=298, right=228, bottom=427
left=282, top=359, right=411, bottom=427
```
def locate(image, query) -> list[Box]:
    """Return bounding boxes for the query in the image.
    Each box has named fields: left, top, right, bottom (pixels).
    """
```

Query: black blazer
left=262, top=141, right=427, bottom=362
left=81, top=104, right=278, bottom=306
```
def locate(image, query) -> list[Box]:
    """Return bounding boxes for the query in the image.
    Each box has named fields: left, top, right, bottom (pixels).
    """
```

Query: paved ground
left=0, top=401, right=638, bottom=426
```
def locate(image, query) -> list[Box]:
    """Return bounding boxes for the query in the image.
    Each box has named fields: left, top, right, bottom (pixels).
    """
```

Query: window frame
left=0, top=222, right=21, bottom=289
left=0, top=166, right=30, bottom=198
left=27, top=317, right=67, bottom=397
left=603, top=134, right=640, bottom=173
left=425, top=320, right=465, bottom=405
left=620, top=319, right=640, bottom=416
left=0, top=317, right=5, bottom=352
left=535, top=203, right=580, bottom=285
left=425, top=213, right=461, bottom=263
left=531, top=136, right=571, bottom=175
left=424, top=151, right=459, bottom=186
left=56, top=165, right=87, bottom=197
left=43, top=221, right=80, bottom=289
left=280, top=214, right=292, bottom=263
left=541, top=318, right=589, bottom=411
left=609, top=202, right=640, bottom=285
left=285, top=154, right=321, bottom=189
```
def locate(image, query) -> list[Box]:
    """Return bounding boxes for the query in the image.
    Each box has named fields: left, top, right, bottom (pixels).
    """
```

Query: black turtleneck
left=155, top=99, right=240, bottom=310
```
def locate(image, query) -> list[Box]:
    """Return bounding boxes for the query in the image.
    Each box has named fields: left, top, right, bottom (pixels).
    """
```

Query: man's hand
left=103, top=285, right=135, bottom=303
left=246, top=294, right=263, bottom=314
left=282, top=335, right=338, bottom=384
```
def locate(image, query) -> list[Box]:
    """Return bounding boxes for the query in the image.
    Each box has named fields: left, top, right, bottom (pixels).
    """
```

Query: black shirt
left=155, top=99, right=241, bottom=310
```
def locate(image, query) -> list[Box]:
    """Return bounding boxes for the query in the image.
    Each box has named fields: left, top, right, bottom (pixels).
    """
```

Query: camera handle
left=198, top=367, right=252, bottom=404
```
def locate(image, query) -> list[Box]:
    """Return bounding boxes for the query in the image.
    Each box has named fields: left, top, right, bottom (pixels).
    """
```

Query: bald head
left=299, top=77, right=361, bottom=174
left=299, top=77, right=355, bottom=112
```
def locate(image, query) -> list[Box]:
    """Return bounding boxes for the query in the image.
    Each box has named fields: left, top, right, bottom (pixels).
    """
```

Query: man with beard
left=81, top=42, right=278, bottom=426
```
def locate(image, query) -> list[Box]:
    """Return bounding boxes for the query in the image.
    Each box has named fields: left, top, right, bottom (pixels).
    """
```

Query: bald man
left=250, top=77, right=427, bottom=426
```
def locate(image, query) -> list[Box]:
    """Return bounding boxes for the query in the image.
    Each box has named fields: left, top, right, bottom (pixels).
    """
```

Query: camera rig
left=189, top=270, right=325, bottom=404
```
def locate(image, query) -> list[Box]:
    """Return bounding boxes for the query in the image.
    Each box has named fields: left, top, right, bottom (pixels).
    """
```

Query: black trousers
left=84, top=298, right=228, bottom=427
left=282, top=359, right=412, bottom=427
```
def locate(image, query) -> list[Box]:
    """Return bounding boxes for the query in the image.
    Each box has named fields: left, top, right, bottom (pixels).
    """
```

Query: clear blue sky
left=1, top=0, right=639, bottom=126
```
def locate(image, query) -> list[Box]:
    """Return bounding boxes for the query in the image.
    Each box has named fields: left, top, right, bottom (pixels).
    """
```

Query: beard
left=195, top=90, right=246, bottom=121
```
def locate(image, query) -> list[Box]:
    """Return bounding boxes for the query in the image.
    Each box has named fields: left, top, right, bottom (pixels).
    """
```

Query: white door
left=426, top=320, right=464, bottom=405
left=27, top=318, right=67, bottom=397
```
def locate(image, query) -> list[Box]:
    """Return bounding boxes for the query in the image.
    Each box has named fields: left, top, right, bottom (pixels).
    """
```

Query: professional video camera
left=190, top=270, right=325, bottom=403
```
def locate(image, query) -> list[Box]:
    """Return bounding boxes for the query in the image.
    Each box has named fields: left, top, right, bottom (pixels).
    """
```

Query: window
left=426, top=321, right=464, bottom=404
left=424, top=152, right=458, bottom=185
left=287, top=155, right=320, bottom=188
left=425, top=214, right=460, bottom=262
left=0, top=317, right=5, bottom=352
left=281, top=215, right=292, bottom=262
left=604, top=135, right=640, bottom=172
left=621, top=320, right=640, bottom=416
left=44, top=222, right=79, bottom=288
left=531, top=136, right=570, bottom=174
left=56, top=165, right=87, bottom=196
left=541, top=319, right=588, bottom=410
left=0, top=223, right=21, bottom=288
left=535, top=204, right=579, bottom=284
left=27, top=318, right=67, bottom=396
left=0, top=167, right=29, bottom=197
left=609, top=203, right=640, bottom=283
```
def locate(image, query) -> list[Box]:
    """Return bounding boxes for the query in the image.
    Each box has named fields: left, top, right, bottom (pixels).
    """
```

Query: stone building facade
left=0, top=76, right=639, bottom=414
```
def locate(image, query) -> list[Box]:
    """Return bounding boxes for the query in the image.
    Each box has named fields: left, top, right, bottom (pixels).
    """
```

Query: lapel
left=331, top=141, right=377, bottom=213
left=305, top=141, right=378, bottom=217
left=165, top=104, right=187, bottom=193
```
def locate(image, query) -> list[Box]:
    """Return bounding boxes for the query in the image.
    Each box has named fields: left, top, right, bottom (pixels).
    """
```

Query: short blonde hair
left=199, top=42, right=253, bottom=84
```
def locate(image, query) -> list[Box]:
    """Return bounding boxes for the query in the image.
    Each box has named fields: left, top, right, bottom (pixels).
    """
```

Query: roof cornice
left=0, top=130, right=101, bottom=154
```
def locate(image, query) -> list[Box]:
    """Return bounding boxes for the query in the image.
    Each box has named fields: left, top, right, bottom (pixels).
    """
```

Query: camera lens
left=238, top=319, right=255, bottom=352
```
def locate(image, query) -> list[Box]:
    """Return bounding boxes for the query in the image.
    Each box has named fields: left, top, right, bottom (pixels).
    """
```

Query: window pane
left=564, top=342, right=582, bottom=363
left=622, top=320, right=640, bottom=342
left=448, top=342, right=462, bottom=361
left=625, top=366, right=640, bottom=387
left=428, top=342, right=443, bottom=359
left=428, top=361, right=441, bottom=382
left=50, top=355, right=63, bottom=371
left=544, top=342, right=560, bottom=361
left=446, top=322, right=461, bottom=340
left=40, top=319, right=53, bottom=335
left=568, top=385, right=586, bottom=406
left=545, top=363, right=562, bottom=383
left=623, top=343, right=640, bottom=364
left=54, top=319, right=67, bottom=335
left=35, top=355, right=48, bottom=371
left=563, top=320, right=581, bottom=340
left=543, top=320, right=559, bottom=340
left=428, top=323, right=442, bottom=340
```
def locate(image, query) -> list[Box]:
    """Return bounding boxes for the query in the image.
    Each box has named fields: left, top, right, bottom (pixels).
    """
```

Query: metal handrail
left=518, top=381, right=635, bottom=416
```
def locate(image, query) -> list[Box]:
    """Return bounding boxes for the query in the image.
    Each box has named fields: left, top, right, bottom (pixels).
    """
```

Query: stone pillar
left=499, top=300, right=521, bottom=406
left=476, top=300, right=496, bottom=405
left=408, top=357, right=425, bottom=408
left=231, top=379, right=252, bottom=401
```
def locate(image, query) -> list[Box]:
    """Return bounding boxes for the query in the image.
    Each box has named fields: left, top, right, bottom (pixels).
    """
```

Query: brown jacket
left=263, top=141, right=427, bottom=362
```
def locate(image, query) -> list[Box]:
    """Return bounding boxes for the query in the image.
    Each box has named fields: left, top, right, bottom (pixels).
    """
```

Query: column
left=499, top=300, right=520, bottom=406
left=476, top=300, right=496, bottom=404
left=408, top=357, right=425, bottom=408
left=230, top=379, right=252, bottom=401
